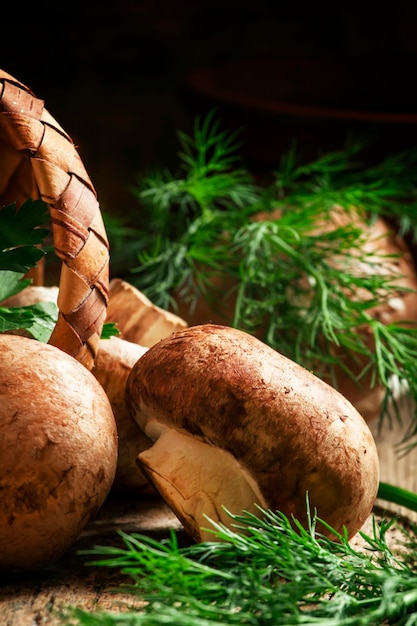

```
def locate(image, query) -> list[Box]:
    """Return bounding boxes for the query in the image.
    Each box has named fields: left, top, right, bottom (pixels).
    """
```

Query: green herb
left=62, top=487, right=417, bottom=626
left=100, top=321, right=120, bottom=339
left=102, top=211, right=144, bottom=278
left=136, top=110, right=259, bottom=239
left=0, top=199, right=58, bottom=341
left=378, top=481, right=417, bottom=514
left=0, top=200, right=118, bottom=341
left=127, top=114, right=417, bottom=444
left=0, top=197, right=49, bottom=272
left=0, top=298, right=58, bottom=343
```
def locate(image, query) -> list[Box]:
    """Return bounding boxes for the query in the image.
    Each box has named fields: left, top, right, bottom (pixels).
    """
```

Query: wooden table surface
left=1, top=396, right=416, bottom=626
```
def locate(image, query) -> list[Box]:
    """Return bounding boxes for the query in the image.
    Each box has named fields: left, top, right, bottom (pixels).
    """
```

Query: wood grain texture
left=372, top=396, right=417, bottom=522
left=0, top=399, right=415, bottom=625
left=0, top=496, right=182, bottom=626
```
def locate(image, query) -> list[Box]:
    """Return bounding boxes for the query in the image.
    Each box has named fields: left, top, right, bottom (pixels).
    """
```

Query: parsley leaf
left=0, top=302, right=58, bottom=343
left=0, top=199, right=118, bottom=342
left=0, top=199, right=57, bottom=340
left=0, top=199, right=49, bottom=272
left=0, top=270, right=32, bottom=302
left=100, top=322, right=120, bottom=339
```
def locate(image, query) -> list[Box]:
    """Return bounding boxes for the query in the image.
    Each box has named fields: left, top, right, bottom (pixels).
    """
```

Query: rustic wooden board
left=0, top=496, right=184, bottom=625
left=0, top=395, right=416, bottom=626
left=371, top=396, right=417, bottom=523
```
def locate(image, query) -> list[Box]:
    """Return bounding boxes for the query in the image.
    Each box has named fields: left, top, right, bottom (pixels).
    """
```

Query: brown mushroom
left=0, top=280, right=186, bottom=496
left=126, top=324, right=380, bottom=543
left=0, top=334, right=118, bottom=573
left=91, top=279, right=188, bottom=494
left=0, top=285, right=59, bottom=308
left=93, top=335, right=154, bottom=494
left=106, top=278, right=187, bottom=346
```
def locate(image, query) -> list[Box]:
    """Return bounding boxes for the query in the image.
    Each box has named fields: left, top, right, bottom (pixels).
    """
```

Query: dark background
left=3, top=0, right=417, bottom=219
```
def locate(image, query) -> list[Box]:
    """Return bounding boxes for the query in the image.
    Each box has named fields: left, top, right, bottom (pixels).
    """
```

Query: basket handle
left=0, top=69, right=109, bottom=370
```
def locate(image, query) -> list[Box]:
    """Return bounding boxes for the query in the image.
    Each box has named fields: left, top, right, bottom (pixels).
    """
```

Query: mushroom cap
left=126, top=324, right=380, bottom=542
left=0, top=335, right=118, bottom=572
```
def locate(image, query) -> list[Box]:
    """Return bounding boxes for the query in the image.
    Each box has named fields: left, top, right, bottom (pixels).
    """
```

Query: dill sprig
left=136, top=110, right=259, bottom=242
left=64, top=492, right=417, bottom=625
left=275, top=143, right=417, bottom=239
left=128, top=114, right=417, bottom=444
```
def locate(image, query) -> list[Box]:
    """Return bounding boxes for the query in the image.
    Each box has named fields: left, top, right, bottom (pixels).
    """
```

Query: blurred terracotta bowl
left=187, top=57, right=417, bottom=120
left=186, top=57, right=417, bottom=165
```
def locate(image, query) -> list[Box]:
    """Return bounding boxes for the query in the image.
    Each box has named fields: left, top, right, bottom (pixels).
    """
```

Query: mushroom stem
left=138, top=424, right=267, bottom=542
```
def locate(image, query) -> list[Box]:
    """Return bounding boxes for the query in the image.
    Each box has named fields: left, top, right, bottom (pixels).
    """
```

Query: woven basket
left=0, top=69, right=109, bottom=370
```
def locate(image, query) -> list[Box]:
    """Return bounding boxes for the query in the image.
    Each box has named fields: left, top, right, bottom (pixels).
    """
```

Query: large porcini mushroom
left=126, top=324, right=379, bottom=543
left=0, top=334, right=118, bottom=573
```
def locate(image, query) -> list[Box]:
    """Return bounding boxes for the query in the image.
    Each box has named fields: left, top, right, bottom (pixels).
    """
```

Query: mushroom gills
left=137, top=423, right=267, bottom=542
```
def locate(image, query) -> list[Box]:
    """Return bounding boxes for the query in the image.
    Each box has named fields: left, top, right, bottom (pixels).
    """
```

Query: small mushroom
left=92, top=280, right=188, bottom=494
left=0, top=334, right=118, bottom=572
left=126, top=324, right=380, bottom=543
left=93, top=336, right=154, bottom=494
left=0, top=285, right=59, bottom=308
left=106, top=278, right=187, bottom=346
